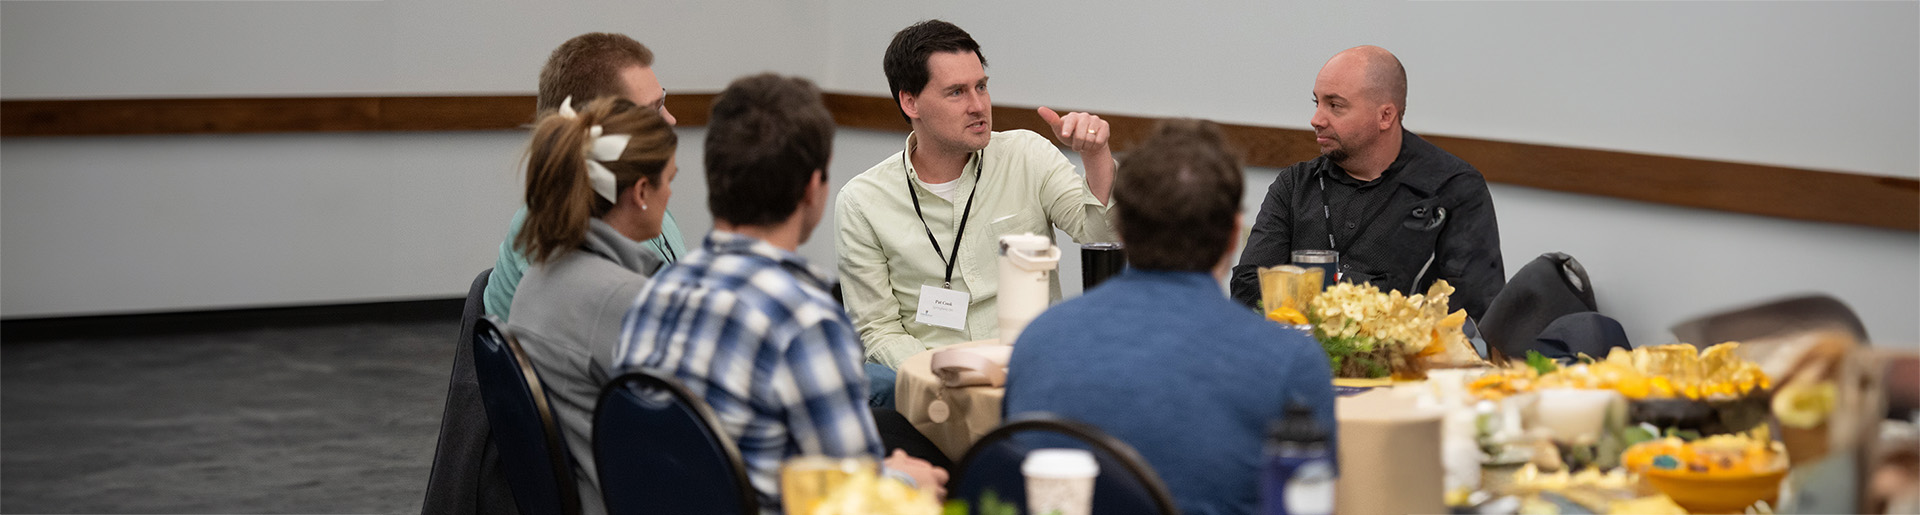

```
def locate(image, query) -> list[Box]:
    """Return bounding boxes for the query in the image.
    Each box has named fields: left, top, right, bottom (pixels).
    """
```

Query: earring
left=641, top=203, right=648, bottom=211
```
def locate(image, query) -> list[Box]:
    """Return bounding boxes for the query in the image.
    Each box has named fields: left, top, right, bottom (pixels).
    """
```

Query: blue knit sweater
left=1004, top=268, right=1337, bottom=515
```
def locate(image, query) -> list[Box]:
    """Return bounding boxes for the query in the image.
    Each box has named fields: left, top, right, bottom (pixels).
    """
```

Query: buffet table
left=883, top=281, right=1909, bottom=515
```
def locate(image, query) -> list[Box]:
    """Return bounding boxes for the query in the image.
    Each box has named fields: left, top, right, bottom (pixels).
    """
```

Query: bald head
left=1310, top=46, right=1410, bottom=172
left=1324, top=45, right=1407, bottom=119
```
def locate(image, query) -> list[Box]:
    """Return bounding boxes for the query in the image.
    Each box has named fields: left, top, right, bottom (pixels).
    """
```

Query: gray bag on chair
left=1478, top=252, right=1596, bottom=360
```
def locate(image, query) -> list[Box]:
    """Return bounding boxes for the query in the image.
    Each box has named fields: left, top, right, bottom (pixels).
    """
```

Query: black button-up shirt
left=1231, top=130, right=1506, bottom=320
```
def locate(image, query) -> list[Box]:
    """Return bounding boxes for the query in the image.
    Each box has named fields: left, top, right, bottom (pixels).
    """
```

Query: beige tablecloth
left=895, top=339, right=1007, bottom=462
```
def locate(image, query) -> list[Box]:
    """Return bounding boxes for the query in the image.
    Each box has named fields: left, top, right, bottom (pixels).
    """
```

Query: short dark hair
left=1112, top=119, right=1244, bottom=271
left=537, top=33, right=655, bottom=113
left=883, top=20, right=986, bottom=123
left=704, top=73, right=835, bottom=226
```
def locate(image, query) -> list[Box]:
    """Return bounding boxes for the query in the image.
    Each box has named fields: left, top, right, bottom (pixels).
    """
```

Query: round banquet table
left=894, top=339, right=1007, bottom=462
left=896, top=342, right=1450, bottom=515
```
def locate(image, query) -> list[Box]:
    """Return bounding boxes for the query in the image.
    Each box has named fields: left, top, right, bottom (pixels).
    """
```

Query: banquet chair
left=592, top=369, right=757, bottom=515
left=471, top=315, right=580, bottom=515
left=423, top=269, right=522, bottom=515
left=950, top=412, right=1180, bottom=515
left=1670, top=294, right=1869, bottom=346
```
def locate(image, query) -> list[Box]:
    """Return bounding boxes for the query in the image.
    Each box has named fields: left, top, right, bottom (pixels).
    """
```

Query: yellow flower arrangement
left=804, top=468, right=940, bottom=515
left=1307, top=280, right=1476, bottom=378
left=1467, top=343, right=1771, bottom=401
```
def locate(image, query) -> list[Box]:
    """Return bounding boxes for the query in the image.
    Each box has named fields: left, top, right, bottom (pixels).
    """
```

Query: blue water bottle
left=1260, top=402, right=1335, bottom=515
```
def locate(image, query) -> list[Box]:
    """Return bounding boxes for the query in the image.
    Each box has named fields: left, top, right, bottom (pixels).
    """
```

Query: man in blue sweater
left=1004, top=120, right=1337, bottom=515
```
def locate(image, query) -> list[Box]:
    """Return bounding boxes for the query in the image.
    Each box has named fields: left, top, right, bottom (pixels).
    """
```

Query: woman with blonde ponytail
left=505, top=96, right=676, bottom=515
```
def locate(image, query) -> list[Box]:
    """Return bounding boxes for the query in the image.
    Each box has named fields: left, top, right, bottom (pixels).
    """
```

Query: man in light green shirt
left=482, top=33, right=688, bottom=321
left=838, top=20, right=1118, bottom=376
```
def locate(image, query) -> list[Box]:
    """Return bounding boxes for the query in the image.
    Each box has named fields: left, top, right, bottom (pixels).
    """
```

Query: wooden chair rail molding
left=4, top=93, right=1914, bottom=231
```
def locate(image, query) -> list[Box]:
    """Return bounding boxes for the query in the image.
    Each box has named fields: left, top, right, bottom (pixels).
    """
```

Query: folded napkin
left=930, top=345, right=1013, bottom=388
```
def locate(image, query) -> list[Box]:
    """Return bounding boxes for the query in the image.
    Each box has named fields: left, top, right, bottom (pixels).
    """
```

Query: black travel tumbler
left=1081, top=243, right=1127, bottom=291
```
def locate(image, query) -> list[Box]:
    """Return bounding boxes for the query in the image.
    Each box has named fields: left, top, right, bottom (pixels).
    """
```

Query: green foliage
left=945, top=490, right=1019, bottom=515
left=1664, top=427, right=1702, bottom=441
left=1321, top=334, right=1358, bottom=361
left=1622, top=425, right=1658, bottom=447
left=1318, top=332, right=1391, bottom=379
left=1525, top=350, right=1558, bottom=375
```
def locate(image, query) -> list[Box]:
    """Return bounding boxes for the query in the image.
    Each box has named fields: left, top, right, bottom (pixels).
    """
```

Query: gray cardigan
left=507, top=219, right=662, bottom=515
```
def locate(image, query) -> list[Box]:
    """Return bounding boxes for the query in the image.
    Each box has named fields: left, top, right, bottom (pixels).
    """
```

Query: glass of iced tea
left=1258, top=264, right=1325, bottom=315
left=779, top=455, right=875, bottom=514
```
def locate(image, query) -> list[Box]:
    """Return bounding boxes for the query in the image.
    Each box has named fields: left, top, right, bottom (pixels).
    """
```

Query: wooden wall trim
left=1422, top=136, right=1917, bottom=232
left=821, top=94, right=1916, bottom=231
left=4, top=93, right=1913, bottom=231
left=1, top=96, right=536, bottom=135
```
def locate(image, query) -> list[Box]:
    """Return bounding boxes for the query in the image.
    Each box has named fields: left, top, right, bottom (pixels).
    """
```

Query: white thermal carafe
left=997, top=233, right=1060, bottom=345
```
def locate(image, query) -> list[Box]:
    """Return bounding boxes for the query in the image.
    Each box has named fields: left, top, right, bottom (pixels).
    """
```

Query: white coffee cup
left=1022, top=448, right=1098, bottom=515
left=1533, top=388, right=1623, bottom=445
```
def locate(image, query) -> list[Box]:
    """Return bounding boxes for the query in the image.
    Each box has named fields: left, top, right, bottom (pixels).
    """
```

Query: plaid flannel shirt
left=613, top=231, right=882, bottom=509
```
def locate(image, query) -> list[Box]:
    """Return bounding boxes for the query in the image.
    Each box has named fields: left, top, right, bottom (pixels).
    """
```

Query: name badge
left=915, top=285, right=969, bottom=330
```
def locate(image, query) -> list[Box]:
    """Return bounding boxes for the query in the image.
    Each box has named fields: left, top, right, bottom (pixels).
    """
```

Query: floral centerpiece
left=801, top=467, right=941, bottom=515
left=1303, top=279, right=1479, bottom=379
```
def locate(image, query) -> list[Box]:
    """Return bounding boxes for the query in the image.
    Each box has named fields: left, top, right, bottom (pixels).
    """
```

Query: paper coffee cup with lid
left=1022, top=448, right=1099, bottom=515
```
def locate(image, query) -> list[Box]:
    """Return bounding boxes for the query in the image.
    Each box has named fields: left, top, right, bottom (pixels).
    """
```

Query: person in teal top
left=485, top=206, right=683, bottom=320
left=483, top=33, right=689, bottom=321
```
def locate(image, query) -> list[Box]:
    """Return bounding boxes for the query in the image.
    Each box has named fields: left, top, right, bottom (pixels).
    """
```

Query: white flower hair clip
left=557, top=96, right=633, bottom=202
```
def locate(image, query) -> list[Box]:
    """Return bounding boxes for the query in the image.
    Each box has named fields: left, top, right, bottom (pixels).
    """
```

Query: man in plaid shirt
left=612, top=73, right=946, bottom=509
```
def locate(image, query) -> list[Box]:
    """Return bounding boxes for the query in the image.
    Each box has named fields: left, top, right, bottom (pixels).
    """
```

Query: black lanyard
left=1316, top=166, right=1400, bottom=255
left=647, top=238, right=677, bottom=263
left=904, top=150, right=983, bottom=288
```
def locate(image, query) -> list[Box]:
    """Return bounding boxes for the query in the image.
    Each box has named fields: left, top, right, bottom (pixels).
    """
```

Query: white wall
left=2, top=1, right=1915, bottom=347
left=0, top=0, right=829, bottom=317
left=1486, top=184, right=1919, bottom=348
left=2, top=132, right=525, bottom=315
left=0, top=1, right=830, bottom=97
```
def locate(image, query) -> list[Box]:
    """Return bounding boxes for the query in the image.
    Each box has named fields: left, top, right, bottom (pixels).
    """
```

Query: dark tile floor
left=3, top=319, right=458, bottom=513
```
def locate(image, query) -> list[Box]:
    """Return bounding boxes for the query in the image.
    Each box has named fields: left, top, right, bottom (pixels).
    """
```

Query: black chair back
left=472, top=315, right=579, bottom=515
left=950, top=412, right=1180, bottom=515
left=593, top=369, right=757, bottom=515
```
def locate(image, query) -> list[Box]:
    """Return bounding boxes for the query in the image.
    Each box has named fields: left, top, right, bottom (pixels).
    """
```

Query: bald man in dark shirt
left=1232, top=46, right=1505, bottom=320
